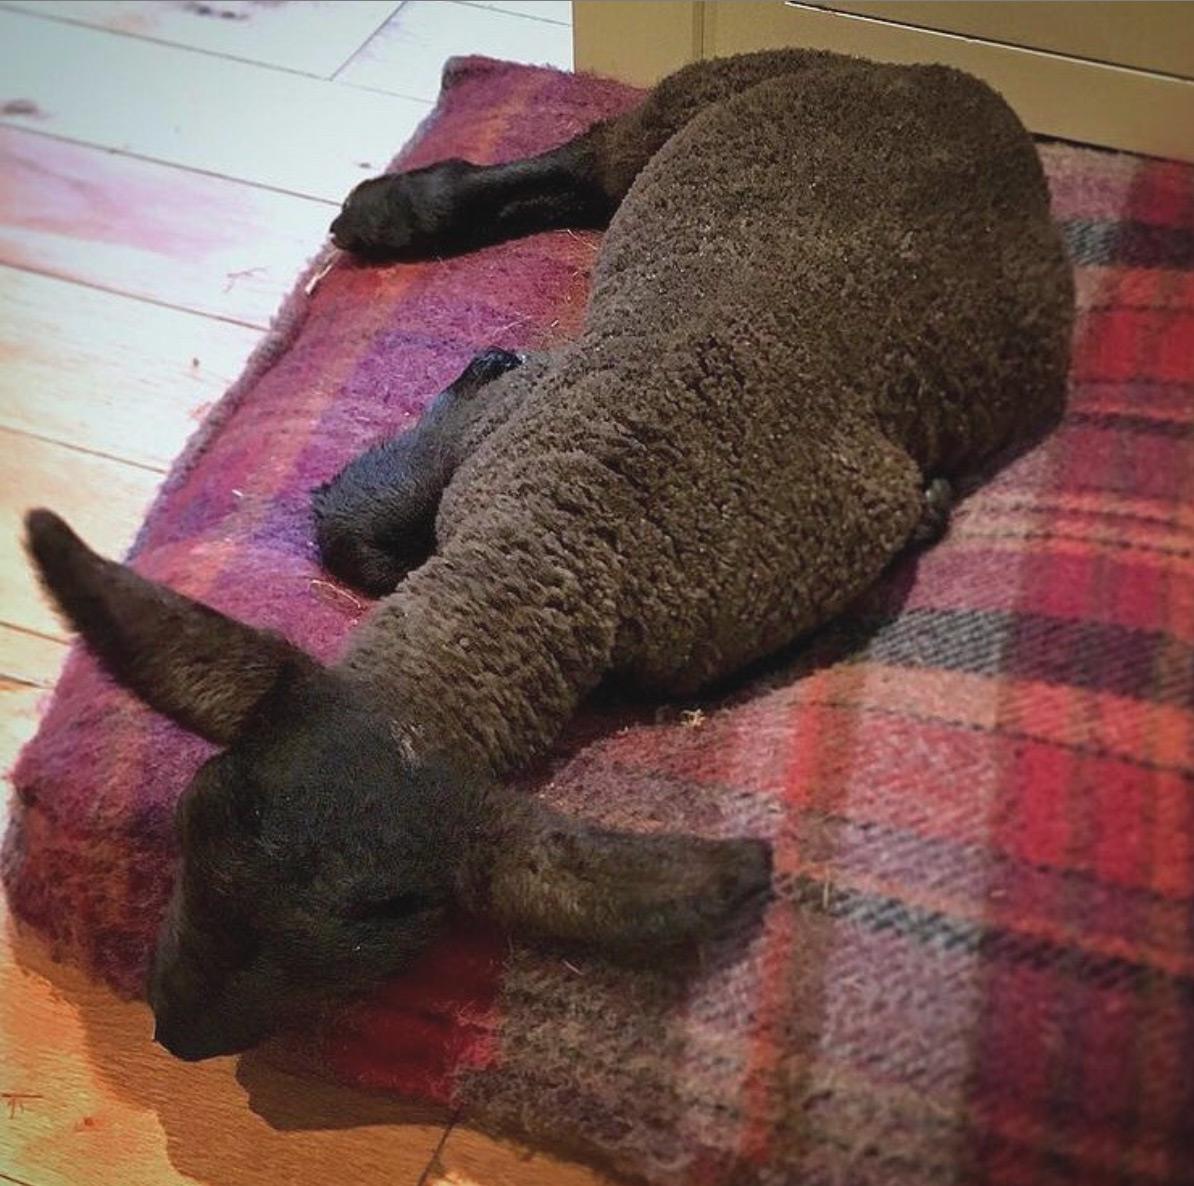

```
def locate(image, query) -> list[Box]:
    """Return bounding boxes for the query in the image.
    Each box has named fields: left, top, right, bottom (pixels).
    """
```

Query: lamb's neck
left=333, top=538, right=621, bottom=776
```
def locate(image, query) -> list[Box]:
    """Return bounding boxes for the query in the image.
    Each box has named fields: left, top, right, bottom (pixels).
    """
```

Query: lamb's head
left=149, top=683, right=473, bottom=1062
left=25, top=510, right=772, bottom=1061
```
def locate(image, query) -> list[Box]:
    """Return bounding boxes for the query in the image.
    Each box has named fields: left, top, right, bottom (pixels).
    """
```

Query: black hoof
left=447, top=347, right=525, bottom=397
left=911, top=477, right=953, bottom=547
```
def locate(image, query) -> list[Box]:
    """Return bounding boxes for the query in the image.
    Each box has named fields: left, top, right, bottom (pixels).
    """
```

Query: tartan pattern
left=4, top=59, right=1193, bottom=1185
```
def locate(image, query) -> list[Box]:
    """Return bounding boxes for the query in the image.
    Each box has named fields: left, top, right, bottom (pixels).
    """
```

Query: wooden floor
left=0, top=3, right=609, bottom=1183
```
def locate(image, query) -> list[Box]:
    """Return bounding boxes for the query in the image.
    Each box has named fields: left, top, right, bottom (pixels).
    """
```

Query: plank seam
left=0, top=425, right=168, bottom=477
left=457, top=0, right=572, bottom=28
left=1, top=3, right=352, bottom=84
left=0, top=258, right=272, bottom=333
left=0, top=123, right=343, bottom=208
left=330, top=0, right=409, bottom=81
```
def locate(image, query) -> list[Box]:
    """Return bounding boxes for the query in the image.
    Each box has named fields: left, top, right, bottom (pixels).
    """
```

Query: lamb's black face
left=148, top=678, right=475, bottom=1061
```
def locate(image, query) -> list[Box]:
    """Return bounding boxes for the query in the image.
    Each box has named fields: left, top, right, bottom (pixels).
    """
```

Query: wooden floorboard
left=1, top=0, right=403, bottom=77
left=0, top=129, right=333, bottom=327
left=338, top=0, right=572, bottom=101
left=0, top=9, right=429, bottom=201
left=0, top=267, right=260, bottom=469
left=0, top=627, right=67, bottom=692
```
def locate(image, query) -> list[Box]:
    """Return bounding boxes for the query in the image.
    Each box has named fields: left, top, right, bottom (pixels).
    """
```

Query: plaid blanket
left=5, top=58, right=1193, bottom=1186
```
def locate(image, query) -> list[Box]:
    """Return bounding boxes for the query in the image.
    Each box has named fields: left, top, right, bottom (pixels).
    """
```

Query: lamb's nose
left=153, top=1009, right=247, bottom=1062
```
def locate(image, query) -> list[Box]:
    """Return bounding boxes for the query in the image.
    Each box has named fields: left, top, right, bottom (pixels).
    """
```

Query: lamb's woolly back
left=337, top=54, right=1073, bottom=772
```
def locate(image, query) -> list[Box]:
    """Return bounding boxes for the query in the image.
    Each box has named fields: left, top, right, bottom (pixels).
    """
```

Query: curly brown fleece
left=338, top=51, right=1074, bottom=774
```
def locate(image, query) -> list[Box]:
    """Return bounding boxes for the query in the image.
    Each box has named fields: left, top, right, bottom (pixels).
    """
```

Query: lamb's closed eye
left=346, top=891, right=439, bottom=921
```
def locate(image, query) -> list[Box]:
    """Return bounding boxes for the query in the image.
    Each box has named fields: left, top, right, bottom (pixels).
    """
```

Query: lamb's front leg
left=329, top=135, right=615, bottom=262
left=313, top=347, right=526, bottom=595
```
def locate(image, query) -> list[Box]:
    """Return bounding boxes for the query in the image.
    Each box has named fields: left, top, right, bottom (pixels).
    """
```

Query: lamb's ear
left=24, top=509, right=313, bottom=744
left=458, top=788, right=772, bottom=951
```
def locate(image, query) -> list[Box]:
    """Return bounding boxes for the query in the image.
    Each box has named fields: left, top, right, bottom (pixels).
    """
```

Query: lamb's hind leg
left=621, top=425, right=928, bottom=699
left=313, top=348, right=524, bottom=596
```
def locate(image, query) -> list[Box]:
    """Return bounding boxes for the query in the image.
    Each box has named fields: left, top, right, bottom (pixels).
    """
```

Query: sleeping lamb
left=25, top=49, right=1073, bottom=1061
